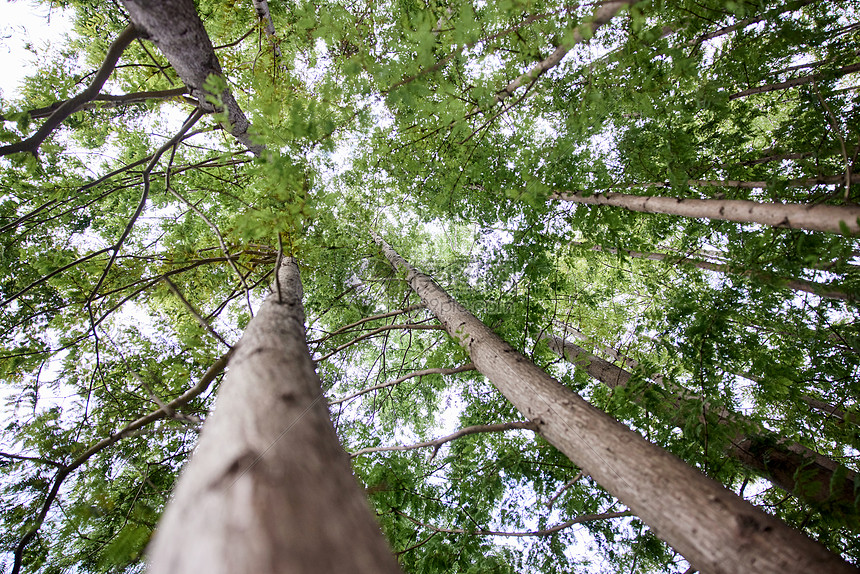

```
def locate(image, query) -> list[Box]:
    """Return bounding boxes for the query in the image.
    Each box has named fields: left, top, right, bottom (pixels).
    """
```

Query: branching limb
left=86, top=108, right=205, bottom=305
left=122, top=0, right=264, bottom=155
left=350, top=421, right=536, bottom=459
left=545, top=471, right=584, bottom=509
left=0, top=25, right=140, bottom=157
left=309, top=304, right=425, bottom=344
left=315, top=323, right=445, bottom=363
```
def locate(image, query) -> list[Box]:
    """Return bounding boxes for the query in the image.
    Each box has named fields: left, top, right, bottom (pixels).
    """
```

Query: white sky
left=0, top=0, right=75, bottom=100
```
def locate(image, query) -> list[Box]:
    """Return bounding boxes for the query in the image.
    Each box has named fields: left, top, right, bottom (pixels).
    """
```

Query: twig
left=545, top=471, right=584, bottom=509
left=329, top=363, right=476, bottom=406
left=315, top=323, right=445, bottom=363
left=350, top=421, right=537, bottom=459
left=309, top=304, right=425, bottom=343
left=162, top=278, right=232, bottom=348
left=394, top=508, right=633, bottom=537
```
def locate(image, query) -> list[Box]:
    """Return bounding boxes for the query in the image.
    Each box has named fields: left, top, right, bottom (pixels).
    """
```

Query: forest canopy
left=0, top=0, right=858, bottom=572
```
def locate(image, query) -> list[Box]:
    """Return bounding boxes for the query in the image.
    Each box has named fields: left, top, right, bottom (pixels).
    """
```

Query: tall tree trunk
left=146, top=258, right=401, bottom=574
left=551, top=190, right=860, bottom=235
left=371, top=231, right=854, bottom=574
left=582, top=243, right=855, bottom=301
left=121, top=0, right=263, bottom=156
left=730, top=62, right=860, bottom=100
left=545, top=334, right=859, bottom=518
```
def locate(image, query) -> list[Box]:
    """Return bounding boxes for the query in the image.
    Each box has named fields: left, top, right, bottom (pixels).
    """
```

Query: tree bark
left=552, top=189, right=860, bottom=236
left=545, top=334, right=859, bottom=518
left=371, top=231, right=855, bottom=574
left=146, top=258, right=401, bottom=574
left=730, top=62, right=860, bottom=100
left=121, top=0, right=263, bottom=156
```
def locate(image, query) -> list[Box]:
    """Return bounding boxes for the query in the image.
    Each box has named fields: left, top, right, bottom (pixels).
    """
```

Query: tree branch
left=730, top=62, right=860, bottom=100
left=0, top=25, right=140, bottom=157
left=495, top=1, right=632, bottom=105
left=351, top=421, right=535, bottom=459
left=18, top=87, right=189, bottom=120
left=315, top=323, right=445, bottom=363
left=329, top=363, right=476, bottom=406
left=393, top=508, right=633, bottom=537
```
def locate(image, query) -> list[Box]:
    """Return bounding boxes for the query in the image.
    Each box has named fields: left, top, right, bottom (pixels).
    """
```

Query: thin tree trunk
left=121, top=0, right=263, bottom=156
left=251, top=0, right=281, bottom=57
left=552, top=189, right=860, bottom=235
left=620, top=173, right=860, bottom=190
left=146, top=258, right=401, bottom=574
left=802, top=396, right=860, bottom=427
left=545, top=334, right=859, bottom=516
left=583, top=244, right=855, bottom=301
left=371, top=231, right=854, bottom=574
left=730, top=62, right=860, bottom=100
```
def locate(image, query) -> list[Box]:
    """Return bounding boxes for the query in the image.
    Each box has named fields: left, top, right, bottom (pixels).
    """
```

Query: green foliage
left=1, top=0, right=859, bottom=571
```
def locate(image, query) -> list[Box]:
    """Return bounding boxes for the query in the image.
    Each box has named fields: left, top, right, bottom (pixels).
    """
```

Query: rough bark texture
left=552, top=190, right=860, bottom=235
left=371, top=231, right=856, bottom=574
left=146, top=258, right=401, bottom=574
left=121, top=0, right=263, bottom=155
left=546, top=335, right=860, bottom=518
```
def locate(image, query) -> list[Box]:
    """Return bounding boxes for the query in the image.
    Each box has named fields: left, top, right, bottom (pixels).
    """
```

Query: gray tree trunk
left=581, top=243, right=855, bottom=301
left=552, top=189, right=860, bottom=235
left=146, top=258, right=402, bottom=574
left=371, top=231, right=855, bottom=574
left=121, top=0, right=263, bottom=156
left=545, top=334, right=859, bottom=517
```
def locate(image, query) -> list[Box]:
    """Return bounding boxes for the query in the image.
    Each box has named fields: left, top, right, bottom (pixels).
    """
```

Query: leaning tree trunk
left=581, top=243, right=855, bottom=301
left=551, top=189, right=860, bottom=235
left=121, top=0, right=263, bottom=155
left=146, top=258, right=402, bottom=574
left=370, top=231, right=855, bottom=574
left=545, top=334, right=859, bottom=520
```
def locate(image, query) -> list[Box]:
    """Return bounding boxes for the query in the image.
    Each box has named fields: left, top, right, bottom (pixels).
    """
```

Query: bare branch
left=329, top=363, right=476, bottom=406
left=350, top=421, right=535, bottom=459
left=309, top=304, right=425, bottom=343
left=394, top=508, right=633, bottom=537
left=315, top=323, right=445, bottom=363
left=162, top=278, right=232, bottom=348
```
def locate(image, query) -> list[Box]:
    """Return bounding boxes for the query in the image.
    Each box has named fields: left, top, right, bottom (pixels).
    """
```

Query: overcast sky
left=0, top=0, right=74, bottom=99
